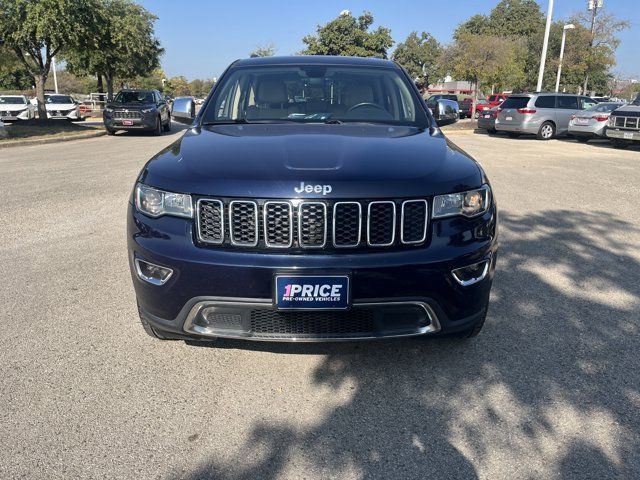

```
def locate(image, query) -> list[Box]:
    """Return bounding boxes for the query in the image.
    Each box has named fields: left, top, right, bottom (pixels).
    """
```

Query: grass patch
left=0, top=119, right=101, bottom=142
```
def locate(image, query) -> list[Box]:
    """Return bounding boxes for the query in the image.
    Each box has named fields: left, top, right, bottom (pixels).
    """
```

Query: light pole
left=583, top=0, right=604, bottom=94
left=52, top=56, right=59, bottom=94
left=536, top=0, right=554, bottom=92
left=555, top=24, right=575, bottom=92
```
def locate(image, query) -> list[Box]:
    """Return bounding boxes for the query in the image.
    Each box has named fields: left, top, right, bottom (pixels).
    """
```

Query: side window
left=535, top=96, right=556, bottom=108
left=581, top=97, right=597, bottom=109
left=557, top=96, right=578, bottom=109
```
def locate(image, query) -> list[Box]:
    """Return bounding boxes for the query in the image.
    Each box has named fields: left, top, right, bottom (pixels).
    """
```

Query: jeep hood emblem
left=294, top=182, right=332, bottom=195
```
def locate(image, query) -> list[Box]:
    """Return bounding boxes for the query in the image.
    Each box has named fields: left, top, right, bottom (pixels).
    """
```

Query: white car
left=30, top=94, right=83, bottom=120
left=0, top=95, right=36, bottom=121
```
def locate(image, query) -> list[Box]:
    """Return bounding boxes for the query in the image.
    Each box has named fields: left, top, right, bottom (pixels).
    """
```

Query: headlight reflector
left=135, top=183, right=193, bottom=218
left=433, top=186, right=491, bottom=219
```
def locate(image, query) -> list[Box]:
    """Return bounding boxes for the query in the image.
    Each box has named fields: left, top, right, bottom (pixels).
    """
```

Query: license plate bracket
left=274, top=275, right=350, bottom=310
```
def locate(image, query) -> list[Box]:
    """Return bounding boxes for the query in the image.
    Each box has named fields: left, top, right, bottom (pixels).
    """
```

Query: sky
left=138, top=0, right=639, bottom=80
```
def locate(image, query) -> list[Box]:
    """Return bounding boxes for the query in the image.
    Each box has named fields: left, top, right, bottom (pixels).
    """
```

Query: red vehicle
left=476, top=93, right=509, bottom=115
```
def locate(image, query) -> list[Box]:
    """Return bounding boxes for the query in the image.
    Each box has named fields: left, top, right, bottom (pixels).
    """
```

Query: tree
left=189, top=78, right=215, bottom=97
left=301, top=11, right=393, bottom=58
left=392, top=32, right=443, bottom=87
left=454, top=0, right=544, bottom=90
left=447, top=33, right=526, bottom=117
left=64, top=0, right=163, bottom=100
left=0, top=0, right=102, bottom=119
left=250, top=43, right=275, bottom=58
left=165, top=76, right=189, bottom=96
left=0, top=44, right=33, bottom=91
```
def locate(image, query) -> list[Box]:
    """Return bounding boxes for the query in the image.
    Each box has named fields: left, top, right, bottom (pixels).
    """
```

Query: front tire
left=163, top=117, right=171, bottom=132
left=153, top=116, right=162, bottom=136
left=537, top=121, right=555, bottom=140
left=105, top=127, right=116, bottom=136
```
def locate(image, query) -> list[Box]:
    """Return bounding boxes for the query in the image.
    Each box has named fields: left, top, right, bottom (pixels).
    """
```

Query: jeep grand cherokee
left=128, top=56, right=498, bottom=342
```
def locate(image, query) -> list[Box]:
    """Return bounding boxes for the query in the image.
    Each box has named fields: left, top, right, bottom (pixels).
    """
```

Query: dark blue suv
left=128, top=56, right=497, bottom=342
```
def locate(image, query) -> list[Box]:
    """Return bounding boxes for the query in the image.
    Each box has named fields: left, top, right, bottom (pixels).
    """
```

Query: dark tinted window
left=114, top=91, right=154, bottom=103
left=633, top=93, right=640, bottom=106
left=535, top=96, right=556, bottom=108
left=557, top=96, right=578, bottom=109
left=500, top=96, right=530, bottom=109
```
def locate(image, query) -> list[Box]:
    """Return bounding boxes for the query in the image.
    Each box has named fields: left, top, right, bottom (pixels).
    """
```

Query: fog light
left=452, top=260, right=490, bottom=286
left=134, top=258, right=173, bottom=285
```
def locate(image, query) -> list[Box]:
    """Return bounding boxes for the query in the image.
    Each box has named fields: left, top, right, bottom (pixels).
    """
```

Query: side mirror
left=434, top=99, right=460, bottom=127
left=171, top=96, right=196, bottom=124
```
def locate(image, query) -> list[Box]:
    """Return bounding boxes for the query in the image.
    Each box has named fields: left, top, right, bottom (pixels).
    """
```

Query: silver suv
left=495, top=93, right=597, bottom=140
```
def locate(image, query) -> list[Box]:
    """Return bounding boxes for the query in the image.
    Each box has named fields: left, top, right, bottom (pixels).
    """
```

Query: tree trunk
left=34, top=75, right=48, bottom=120
left=471, top=79, right=479, bottom=121
left=97, top=73, right=104, bottom=93
left=106, top=74, right=114, bottom=101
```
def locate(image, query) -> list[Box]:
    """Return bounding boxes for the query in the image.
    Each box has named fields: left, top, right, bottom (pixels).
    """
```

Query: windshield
left=201, top=65, right=427, bottom=127
left=46, top=95, right=74, bottom=104
left=586, top=103, right=619, bottom=113
left=114, top=91, right=154, bottom=103
left=0, top=96, right=27, bottom=105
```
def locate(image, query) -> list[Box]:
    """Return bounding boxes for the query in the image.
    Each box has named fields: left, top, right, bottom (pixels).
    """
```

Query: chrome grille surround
left=401, top=199, right=428, bottom=244
left=196, top=199, right=224, bottom=245
left=366, top=201, right=396, bottom=247
left=228, top=200, right=259, bottom=247
left=332, top=201, right=362, bottom=248
left=263, top=201, right=293, bottom=248
left=298, top=201, right=327, bottom=248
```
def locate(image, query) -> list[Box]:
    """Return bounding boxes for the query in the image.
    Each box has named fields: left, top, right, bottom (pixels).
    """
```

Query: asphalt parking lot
left=1, top=127, right=639, bottom=479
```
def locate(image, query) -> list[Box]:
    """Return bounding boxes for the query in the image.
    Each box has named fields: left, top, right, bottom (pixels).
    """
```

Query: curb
left=0, top=129, right=106, bottom=149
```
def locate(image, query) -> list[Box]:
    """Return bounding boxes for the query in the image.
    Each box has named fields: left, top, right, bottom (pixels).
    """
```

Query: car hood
left=45, top=103, right=76, bottom=110
left=0, top=103, right=29, bottom=110
left=610, top=104, right=640, bottom=117
left=139, top=124, right=484, bottom=199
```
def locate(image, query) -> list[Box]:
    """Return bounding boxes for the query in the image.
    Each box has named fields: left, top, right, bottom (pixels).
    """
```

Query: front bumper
left=103, top=114, right=156, bottom=130
left=0, top=110, right=30, bottom=121
left=128, top=203, right=498, bottom=341
left=606, top=128, right=640, bottom=141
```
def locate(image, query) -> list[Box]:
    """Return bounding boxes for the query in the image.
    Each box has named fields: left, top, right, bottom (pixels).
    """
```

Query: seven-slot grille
left=113, top=110, right=142, bottom=119
left=197, top=198, right=429, bottom=251
left=613, top=116, right=640, bottom=130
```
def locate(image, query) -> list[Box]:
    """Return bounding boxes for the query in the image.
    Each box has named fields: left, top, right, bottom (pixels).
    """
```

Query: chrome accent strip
left=298, top=201, right=327, bottom=249
left=228, top=200, right=259, bottom=247
left=263, top=201, right=293, bottom=248
left=367, top=201, right=396, bottom=247
left=195, top=198, right=224, bottom=245
left=451, top=260, right=491, bottom=287
left=400, top=199, right=428, bottom=244
left=134, top=258, right=173, bottom=286
left=182, top=299, right=441, bottom=341
left=332, top=201, right=362, bottom=248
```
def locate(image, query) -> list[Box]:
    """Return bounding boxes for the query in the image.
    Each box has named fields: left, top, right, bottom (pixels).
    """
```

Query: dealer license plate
left=122, top=120, right=134, bottom=126
left=624, top=132, right=634, bottom=140
left=275, top=275, right=350, bottom=310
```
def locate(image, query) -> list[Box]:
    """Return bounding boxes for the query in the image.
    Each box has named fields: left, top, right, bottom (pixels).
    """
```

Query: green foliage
left=188, top=78, right=215, bottom=97
left=63, top=0, right=163, bottom=99
left=0, top=46, right=32, bottom=90
left=447, top=33, right=526, bottom=95
left=165, top=76, right=189, bottom=96
left=0, top=0, right=102, bottom=116
left=392, top=32, right=443, bottom=87
left=250, top=43, right=276, bottom=58
left=301, top=11, right=393, bottom=58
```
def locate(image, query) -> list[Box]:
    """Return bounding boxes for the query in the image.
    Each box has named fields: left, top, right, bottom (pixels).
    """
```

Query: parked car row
left=0, top=93, right=86, bottom=121
left=476, top=91, right=639, bottom=149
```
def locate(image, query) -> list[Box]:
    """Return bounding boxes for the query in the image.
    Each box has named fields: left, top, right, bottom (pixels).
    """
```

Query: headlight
left=433, top=186, right=491, bottom=219
left=141, top=108, right=154, bottom=114
left=104, top=107, right=113, bottom=114
left=135, top=183, right=193, bottom=218
left=607, top=116, right=615, bottom=127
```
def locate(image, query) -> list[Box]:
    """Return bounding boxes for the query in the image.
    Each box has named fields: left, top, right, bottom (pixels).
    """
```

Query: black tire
left=576, top=136, right=590, bottom=143
left=153, top=116, right=162, bottom=136
left=537, top=121, right=555, bottom=140
left=487, top=128, right=497, bottom=135
left=454, top=307, right=487, bottom=339
left=105, top=127, right=116, bottom=136
left=611, top=139, right=630, bottom=149
left=163, top=117, right=171, bottom=132
left=507, top=132, right=520, bottom=138
left=138, top=305, right=169, bottom=340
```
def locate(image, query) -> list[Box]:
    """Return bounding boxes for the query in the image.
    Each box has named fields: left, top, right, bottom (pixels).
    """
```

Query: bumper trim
left=181, top=298, right=441, bottom=342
